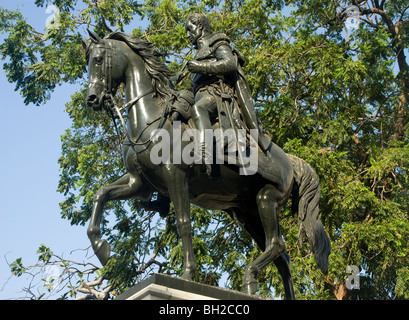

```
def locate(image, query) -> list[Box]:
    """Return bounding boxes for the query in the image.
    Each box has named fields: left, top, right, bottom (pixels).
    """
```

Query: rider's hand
left=187, top=60, right=205, bottom=74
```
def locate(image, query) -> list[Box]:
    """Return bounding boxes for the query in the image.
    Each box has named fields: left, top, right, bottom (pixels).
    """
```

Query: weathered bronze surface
left=84, top=16, right=330, bottom=299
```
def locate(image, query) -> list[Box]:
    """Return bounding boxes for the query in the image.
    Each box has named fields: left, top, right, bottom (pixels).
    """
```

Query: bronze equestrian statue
left=83, top=14, right=330, bottom=299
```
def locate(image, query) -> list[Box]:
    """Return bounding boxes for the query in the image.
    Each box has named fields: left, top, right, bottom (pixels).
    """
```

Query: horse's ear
left=87, top=28, right=101, bottom=43
left=81, top=38, right=88, bottom=50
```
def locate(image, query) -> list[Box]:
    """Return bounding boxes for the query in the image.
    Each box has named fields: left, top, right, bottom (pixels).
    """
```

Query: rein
left=100, top=41, right=170, bottom=148
left=111, top=90, right=169, bottom=148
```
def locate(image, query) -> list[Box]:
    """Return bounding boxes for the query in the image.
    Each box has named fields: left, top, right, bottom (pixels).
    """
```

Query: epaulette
left=195, top=32, right=231, bottom=60
left=208, top=32, right=231, bottom=47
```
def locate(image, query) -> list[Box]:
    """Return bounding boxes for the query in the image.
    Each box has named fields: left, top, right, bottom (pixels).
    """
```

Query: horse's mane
left=105, top=32, right=174, bottom=99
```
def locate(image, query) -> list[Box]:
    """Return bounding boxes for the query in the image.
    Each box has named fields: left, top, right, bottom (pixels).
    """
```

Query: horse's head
left=85, top=29, right=125, bottom=111
left=85, top=30, right=174, bottom=113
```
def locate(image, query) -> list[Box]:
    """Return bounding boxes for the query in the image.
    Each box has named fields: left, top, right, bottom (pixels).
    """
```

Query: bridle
left=90, top=39, right=168, bottom=148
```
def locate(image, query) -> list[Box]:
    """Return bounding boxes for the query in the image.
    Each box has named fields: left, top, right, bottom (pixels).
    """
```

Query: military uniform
left=189, top=32, right=271, bottom=156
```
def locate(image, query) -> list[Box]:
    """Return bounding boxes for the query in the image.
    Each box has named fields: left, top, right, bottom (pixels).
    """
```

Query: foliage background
left=1, top=0, right=408, bottom=299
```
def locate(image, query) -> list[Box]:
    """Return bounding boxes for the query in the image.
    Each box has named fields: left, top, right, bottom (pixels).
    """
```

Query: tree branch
left=361, top=17, right=386, bottom=30
left=76, top=276, right=112, bottom=300
left=360, top=7, right=396, bottom=35
left=399, top=7, right=409, bottom=22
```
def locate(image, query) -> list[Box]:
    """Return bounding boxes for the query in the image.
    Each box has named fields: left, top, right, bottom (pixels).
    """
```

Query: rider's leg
left=190, top=90, right=217, bottom=175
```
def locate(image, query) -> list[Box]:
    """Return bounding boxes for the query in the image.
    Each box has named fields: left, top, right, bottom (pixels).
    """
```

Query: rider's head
left=186, top=14, right=211, bottom=33
left=185, top=14, right=212, bottom=47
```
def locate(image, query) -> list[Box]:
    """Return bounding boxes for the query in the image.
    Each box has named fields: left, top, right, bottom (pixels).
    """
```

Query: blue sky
left=2, top=0, right=402, bottom=300
left=0, top=1, right=99, bottom=299
left=0, top=0, right=349, bottom=299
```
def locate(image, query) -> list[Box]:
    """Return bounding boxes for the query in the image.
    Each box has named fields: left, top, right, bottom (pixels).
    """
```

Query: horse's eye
left=95, top=56, right=103, bottom=64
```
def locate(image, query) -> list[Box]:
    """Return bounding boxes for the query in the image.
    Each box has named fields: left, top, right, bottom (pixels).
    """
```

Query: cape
left=193, top=32, right=271, bottom=151
left=194, top=32, right=232, bottom=61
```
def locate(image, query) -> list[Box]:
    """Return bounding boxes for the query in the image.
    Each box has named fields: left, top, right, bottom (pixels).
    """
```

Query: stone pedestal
left=115, top=273, right=266, bottom=300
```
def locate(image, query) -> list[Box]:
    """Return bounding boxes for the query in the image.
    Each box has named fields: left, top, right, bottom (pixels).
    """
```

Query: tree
left=6, top=244, right=108, bottom=300
left=1, top=0, right=408, bottom=300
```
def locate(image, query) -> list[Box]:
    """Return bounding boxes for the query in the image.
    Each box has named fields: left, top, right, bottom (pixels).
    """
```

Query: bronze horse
left=84, top=29, right=330, bottom=299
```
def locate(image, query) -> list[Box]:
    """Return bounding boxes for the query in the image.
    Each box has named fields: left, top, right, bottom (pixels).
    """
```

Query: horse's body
left=84, top=31, right=330, bottom=299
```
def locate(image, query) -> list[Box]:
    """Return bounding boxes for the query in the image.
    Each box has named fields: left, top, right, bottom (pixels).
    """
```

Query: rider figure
left=185, top=13, right=271, bottom=175
left=143, top=14, right=272, bottom=215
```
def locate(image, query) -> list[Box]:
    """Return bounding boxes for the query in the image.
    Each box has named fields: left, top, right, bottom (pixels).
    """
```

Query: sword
left=218, top=81, right=249, bottom=175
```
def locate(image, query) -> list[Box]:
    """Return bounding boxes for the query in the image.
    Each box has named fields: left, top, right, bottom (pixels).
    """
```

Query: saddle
left=169, top=85, right=244, bottom=131
left=169, top=89, right=195, bottom=121
left=168, top=86, right=257, bottom=169
left=167, top=88, right=281, bottom=180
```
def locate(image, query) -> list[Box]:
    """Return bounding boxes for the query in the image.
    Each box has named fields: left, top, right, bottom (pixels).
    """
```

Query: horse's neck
left=124, top=58, right=162, bottom=139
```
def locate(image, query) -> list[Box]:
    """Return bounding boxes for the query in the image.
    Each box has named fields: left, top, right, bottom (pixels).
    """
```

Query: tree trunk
left=334, top=282, right=349, bottom=300
left=392, top=38, right=409, bottom=140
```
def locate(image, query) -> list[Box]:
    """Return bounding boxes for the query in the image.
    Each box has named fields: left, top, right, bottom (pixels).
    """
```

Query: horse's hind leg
left=87, top=173, right=143, bottom=265
left=274, top=253, right=295, bottom=300
left=243, top=184, right=286, bottom=295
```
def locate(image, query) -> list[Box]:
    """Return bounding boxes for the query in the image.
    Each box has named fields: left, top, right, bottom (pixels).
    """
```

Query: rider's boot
left=191, top=104, right=213, bottom=176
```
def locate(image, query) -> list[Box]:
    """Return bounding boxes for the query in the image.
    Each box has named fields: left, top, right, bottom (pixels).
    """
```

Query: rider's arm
left=188, top=44, right=237, bottom=75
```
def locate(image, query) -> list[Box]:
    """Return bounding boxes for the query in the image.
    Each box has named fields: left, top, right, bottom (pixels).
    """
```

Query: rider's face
left=185, top=20, right=202, bottom=47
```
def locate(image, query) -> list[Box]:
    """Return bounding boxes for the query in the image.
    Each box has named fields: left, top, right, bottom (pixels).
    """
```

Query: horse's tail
left=288, top=154, right=331, bottom=274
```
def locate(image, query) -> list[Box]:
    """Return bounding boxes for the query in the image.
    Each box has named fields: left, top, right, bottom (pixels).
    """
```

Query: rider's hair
left=186, top=13, right=212, bottom=33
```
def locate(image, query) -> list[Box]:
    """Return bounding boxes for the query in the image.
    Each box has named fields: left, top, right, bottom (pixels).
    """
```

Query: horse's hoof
left=94, top=239, right=111, bottom=266
left=181, top=271, right=195, bottom=281
left=181, top=267, right=196, bottom=281
left=181, top=273, right=192, bottom=281
left=242, top=280, right=258, bottom=295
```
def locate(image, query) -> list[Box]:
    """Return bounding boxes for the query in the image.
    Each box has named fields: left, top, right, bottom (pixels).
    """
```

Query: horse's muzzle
left=87, top=94, right=102, bottom=111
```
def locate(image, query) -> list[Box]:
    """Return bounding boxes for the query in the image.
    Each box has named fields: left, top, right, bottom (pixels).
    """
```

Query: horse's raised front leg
left=87, top=173, right=143, bottom=266
left=162, top=165, right=196, bottom=280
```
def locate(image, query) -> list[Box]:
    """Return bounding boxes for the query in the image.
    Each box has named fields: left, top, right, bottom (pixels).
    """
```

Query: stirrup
left=198, top=143, right=212, bottom=176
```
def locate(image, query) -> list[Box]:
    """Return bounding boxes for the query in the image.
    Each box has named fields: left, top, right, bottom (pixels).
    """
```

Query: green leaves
left=10, top=258, right=25, bottom=277
left=0, top=1, right=141, bottom=105
left=0, top=8, right=48, bottom=104
left=37, top=244, right=53, bottom=262
left=3, top=0, right=409, bottom=299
